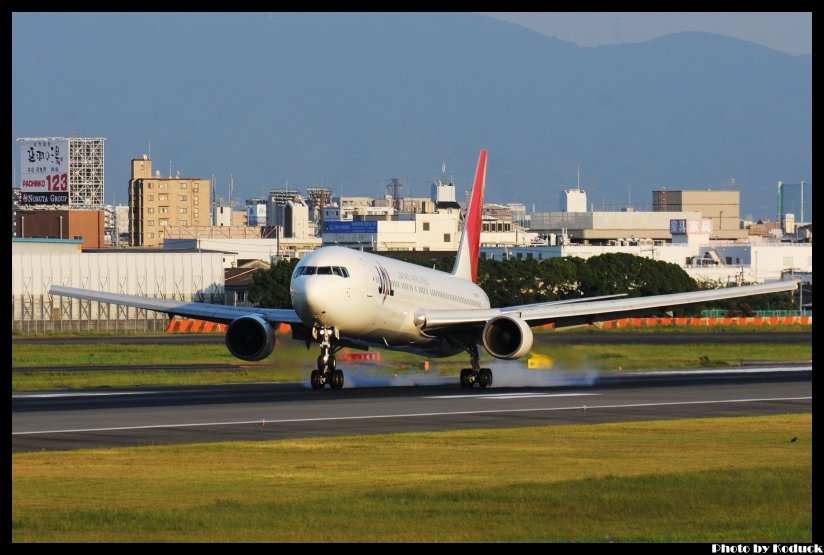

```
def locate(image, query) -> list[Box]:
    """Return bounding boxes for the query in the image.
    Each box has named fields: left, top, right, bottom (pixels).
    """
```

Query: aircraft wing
left=48, top=285, right=303, bottom=326
left=417, top=280, right=798, bottom=332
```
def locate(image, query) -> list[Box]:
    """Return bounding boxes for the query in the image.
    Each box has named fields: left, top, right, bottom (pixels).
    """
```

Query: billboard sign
left=19, top=138, right=69, bottom=205
left=669, top=219, right=687, bottom=235
left=323, top=220, right=378, bottom=234
left=687, top=219, right=713, bottom=234
left=670, top=218, right=713, bottom=235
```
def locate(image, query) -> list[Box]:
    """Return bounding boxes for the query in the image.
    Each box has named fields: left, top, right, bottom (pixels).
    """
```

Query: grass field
left=11, top=328, right=812, bottom=391
left=12, top=414, right=812, bottom=542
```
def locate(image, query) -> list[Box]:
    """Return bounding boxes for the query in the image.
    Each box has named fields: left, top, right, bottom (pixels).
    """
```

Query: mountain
left=11, top=13, right=811, bottom=221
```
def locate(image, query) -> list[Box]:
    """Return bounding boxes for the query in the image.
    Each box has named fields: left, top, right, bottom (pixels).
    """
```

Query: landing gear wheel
left=478, top=368, right=493, bottom=389
left=310, top=370, right=324, bottom=390
left=330, top=369, right=345, bottom=390
left=460, top=369, right=474, bottom=389
left=317, top=355, right=336, bottom=372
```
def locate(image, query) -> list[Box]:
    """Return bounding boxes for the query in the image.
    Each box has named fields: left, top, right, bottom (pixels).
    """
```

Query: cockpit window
left=295, top=265, right=349, bottom=277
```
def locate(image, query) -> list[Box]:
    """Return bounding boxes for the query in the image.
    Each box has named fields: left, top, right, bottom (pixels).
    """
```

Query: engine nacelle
left=481, top=315, right=534, bottom=360
left=225, top=314, right=276, bottom=361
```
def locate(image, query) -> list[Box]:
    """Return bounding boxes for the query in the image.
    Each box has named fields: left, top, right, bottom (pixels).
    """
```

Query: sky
left=481, top=12, right=812, bottom=56
left=11, top=12, right=811, bottom=220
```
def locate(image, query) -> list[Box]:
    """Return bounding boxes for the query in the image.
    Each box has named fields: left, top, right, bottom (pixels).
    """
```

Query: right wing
left=417, top=280, right=799, bottom=332
left=48, top=285, right=303, bottom=326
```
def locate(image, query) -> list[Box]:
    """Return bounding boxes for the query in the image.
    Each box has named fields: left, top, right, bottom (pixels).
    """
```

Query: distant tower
left=778, top=180, right=810, bottom=225
left=386, top=178, right=404, bottom=211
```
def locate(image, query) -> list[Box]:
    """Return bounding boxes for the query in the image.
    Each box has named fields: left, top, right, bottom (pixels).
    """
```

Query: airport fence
left=12, top=294, right=170, bottom=333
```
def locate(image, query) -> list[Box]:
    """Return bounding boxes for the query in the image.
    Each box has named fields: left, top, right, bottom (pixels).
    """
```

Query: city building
left=652, top=189, right=746, bottom=240
left=224, top=259, right=271, bottom=306
left=213, top=201, right=233, bottom=227
left=14, top=209, right=105, bottom=248
left=531, top=186, right=749, bottom=244
left=246, top=198, right=267, bottom=226
left=128, top=155, right=212, bottom=247
left=13, top=137, right=109, bottom=247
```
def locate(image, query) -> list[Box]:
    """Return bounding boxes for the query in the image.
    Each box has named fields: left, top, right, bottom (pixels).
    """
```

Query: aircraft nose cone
left=292, top=277, right=328, bottom=325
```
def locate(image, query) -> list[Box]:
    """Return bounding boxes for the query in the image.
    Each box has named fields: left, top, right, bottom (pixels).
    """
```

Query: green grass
left=530, top=342, right=811, bottom=371
left=11, top=342, right=240, bottom=367
left=12, top=414, right=812, bottom=542
left=12, top=331, right=811, bottom=391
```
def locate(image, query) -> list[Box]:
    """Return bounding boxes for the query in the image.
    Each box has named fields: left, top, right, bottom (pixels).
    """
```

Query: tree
left=248, top=258, right=299, bottom=308
left=576, top=253, right=696, bottom=297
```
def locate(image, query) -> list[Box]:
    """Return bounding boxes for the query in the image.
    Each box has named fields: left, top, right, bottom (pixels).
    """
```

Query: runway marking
left=424, top=392, right=601, bottom=400
left=13, top=391, right=160, bottom=399
left=624, top=366, right=811, bottom=376
left=12, top=396, right=811, bottom=436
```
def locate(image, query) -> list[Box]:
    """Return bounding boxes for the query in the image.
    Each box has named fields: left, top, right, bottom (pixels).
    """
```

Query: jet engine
left=225, top=314, right=276, bottom=361
left=481, top=315, right=533, bottom=360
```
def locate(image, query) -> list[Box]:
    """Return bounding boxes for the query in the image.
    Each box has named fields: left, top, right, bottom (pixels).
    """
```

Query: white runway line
left=13, top=391, right=160, bottom=399
left=424, top=392, right=601, bottom=399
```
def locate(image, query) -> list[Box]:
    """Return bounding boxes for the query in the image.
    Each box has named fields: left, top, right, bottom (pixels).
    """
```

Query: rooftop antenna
left=577, top=164, right=580, bottom=189
left=210, top=176, right=216, bottom=216
left=230, top=174, right=234, bottom=209
left=169, top=160, right=172, bottom=178
left=148, top=141, right=151, bottom=159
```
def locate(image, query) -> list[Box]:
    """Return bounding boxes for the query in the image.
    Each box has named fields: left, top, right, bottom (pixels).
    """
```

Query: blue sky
left=12, top=12, right=811, bottom=219
left=482, top=12, right=811, bottom=56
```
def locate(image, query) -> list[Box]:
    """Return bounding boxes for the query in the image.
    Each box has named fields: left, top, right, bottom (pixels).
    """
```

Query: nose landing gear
left=310, top=326, right=345, bottom=390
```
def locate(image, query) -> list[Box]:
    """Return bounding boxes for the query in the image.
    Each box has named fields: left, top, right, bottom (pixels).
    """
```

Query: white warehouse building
left=12, top=238, right=225, bottom=332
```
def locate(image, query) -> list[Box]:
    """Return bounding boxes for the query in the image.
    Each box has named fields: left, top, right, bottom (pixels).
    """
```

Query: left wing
left=417, top=280, right=798, bottom=332
left=48, top=285, right=303, bottom=326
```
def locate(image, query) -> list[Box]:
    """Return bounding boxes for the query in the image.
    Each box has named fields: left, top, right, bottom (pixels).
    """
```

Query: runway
left=12, top=365, right=811, bottom=453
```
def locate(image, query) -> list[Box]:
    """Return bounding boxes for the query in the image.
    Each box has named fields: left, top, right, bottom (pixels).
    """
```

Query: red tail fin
left=451, top=149, right=487, bottom=283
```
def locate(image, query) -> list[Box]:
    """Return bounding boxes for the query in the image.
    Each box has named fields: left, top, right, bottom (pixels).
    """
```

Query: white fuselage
left=290, top=246, right=490, bottom=357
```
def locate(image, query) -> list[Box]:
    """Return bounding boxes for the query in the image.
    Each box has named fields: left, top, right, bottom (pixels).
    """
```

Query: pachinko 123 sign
left=19, top=138, right=69, bottom=205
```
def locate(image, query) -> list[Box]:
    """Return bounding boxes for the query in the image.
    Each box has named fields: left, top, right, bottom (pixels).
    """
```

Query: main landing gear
left=459, top=343, right=493, bottom=389
left=310, top=326, right=345, bottom=390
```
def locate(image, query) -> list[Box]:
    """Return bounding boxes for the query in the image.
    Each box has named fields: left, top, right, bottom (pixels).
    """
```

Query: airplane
left=49, top=149, right=798, bottom=390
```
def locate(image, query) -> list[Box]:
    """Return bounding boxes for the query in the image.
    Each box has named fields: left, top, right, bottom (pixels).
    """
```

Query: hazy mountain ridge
left=12, top=13, right=811, bottom=219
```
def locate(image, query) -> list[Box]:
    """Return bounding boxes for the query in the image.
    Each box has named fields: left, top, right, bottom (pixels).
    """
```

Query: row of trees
left=249, top=252, right=796, bottom=315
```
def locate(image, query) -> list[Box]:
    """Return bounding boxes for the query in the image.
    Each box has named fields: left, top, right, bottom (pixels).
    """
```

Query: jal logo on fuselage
left=375, top=263, right=393, bottom=304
